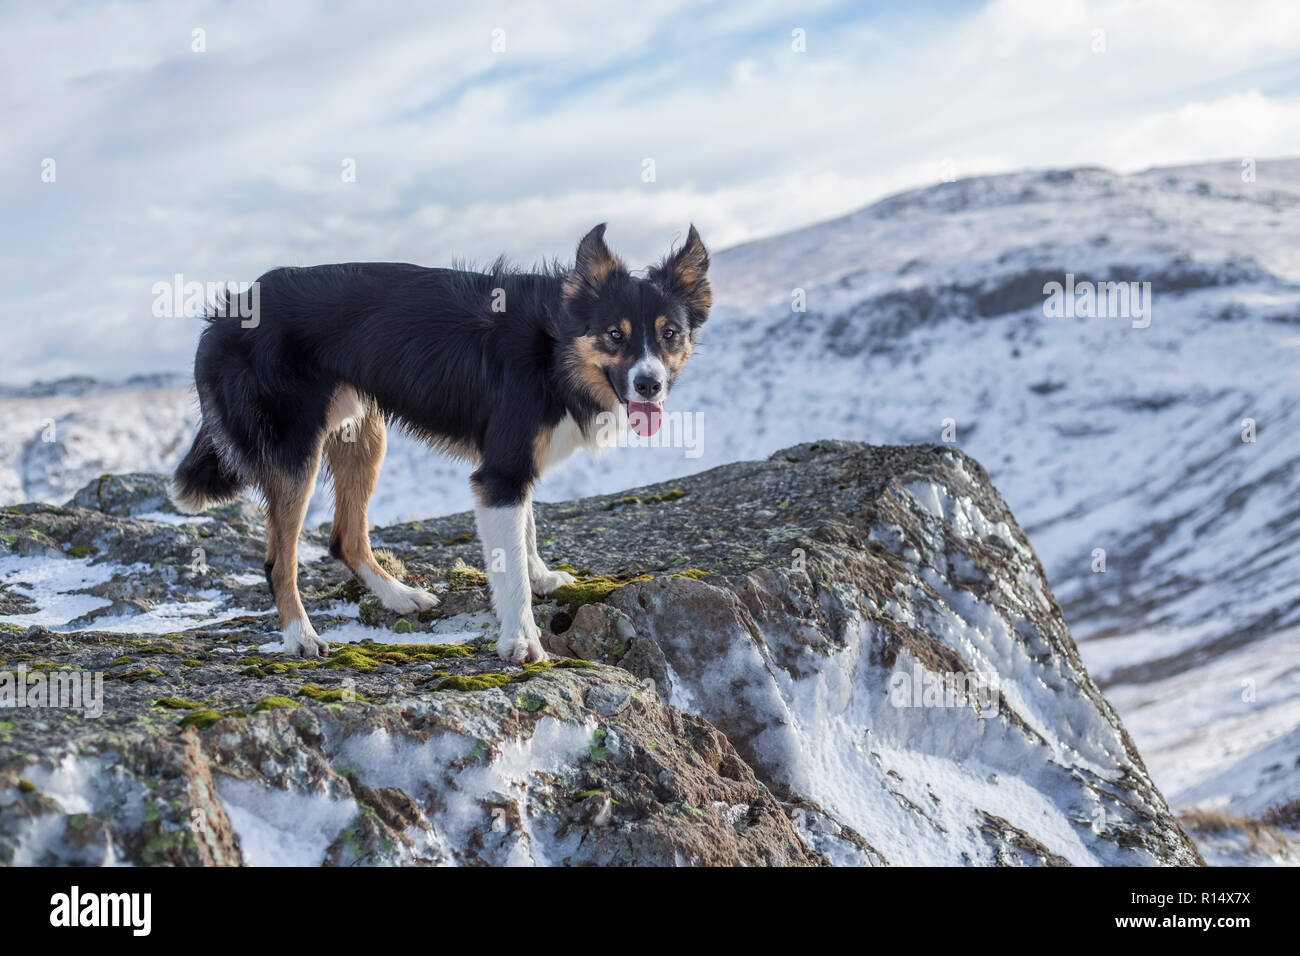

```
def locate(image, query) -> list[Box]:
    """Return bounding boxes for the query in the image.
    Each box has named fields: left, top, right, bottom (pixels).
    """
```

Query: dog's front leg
left=476, top=499, right=547, bottom=664
left=525, top=497, right=577, bottom=596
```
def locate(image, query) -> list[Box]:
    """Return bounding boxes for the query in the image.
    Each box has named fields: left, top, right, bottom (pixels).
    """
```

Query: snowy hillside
left=4, top=158, right=1300, bottom=858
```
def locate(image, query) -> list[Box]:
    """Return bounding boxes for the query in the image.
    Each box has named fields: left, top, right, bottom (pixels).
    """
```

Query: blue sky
left=3, top=0, right=1300, bottom=384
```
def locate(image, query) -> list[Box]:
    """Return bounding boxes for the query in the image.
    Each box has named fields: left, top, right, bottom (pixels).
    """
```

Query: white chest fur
left=539, top=412, right=608, bottom=477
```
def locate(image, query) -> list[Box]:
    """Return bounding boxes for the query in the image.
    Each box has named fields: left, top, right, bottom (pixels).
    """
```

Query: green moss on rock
left=434, top=657, right=594, bottom=692
left=177, top=708, right=223, bottom=730
left=447, top=561, right=489, bottom=589
left=435, top=673, right=515, bottom=691
left=252, top=696, right=301, bottom=713
left=648, top=489, right=686, bottom=503
left=331, top=577, right=366, bottom=603
left=589, top=727, right=612, bottom=761
left=605, top=488, right=685, bottom=510
left=154, top=697, right=204, bottom=710
left=551, top=573, right=652, bottom=616
left=296, top=683, right=369, bottom=703
left=320, top=642, right=474, bottom=673
left=357, top=595, right=385, bottom=627
left=111, top=668, right=163, bottom=683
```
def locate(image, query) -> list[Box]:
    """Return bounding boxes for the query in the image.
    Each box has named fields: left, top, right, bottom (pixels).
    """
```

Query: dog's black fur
left=174, top=224, right=712, bottom=511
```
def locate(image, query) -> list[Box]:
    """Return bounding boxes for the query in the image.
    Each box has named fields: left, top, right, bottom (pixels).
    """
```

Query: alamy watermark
left=49, top=886, right=150, bottom=936
left=152, top=274, right=260, bottom=328
left=592, top=408, right=704, bottom=458
left=1043, top=273, right=1151, bottom=329
left=889, top=665, right=1000, bottom=718
left=1, top=665, right=104, bottom=718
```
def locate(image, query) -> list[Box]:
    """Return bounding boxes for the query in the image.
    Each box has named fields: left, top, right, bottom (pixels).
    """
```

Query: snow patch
left=215, top=777, right=358, bottom=867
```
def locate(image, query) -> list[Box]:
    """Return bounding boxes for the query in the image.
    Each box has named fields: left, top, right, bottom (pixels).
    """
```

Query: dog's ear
left=563, top=223, right=626, bottom=303
left=649, top=224, right=712, bottom=329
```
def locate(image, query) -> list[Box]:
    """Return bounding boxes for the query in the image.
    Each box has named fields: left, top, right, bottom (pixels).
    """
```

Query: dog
left=170, top=224, right=711, bottom=664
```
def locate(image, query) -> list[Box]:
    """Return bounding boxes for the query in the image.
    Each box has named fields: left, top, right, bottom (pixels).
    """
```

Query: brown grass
left=1261, top=799, right=1300, bottom=829
left=1180, top=808, right=1293, bottom=855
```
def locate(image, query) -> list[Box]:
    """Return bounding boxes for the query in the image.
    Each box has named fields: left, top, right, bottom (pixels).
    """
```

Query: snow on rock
left=0, top=445, right=1199, bottom=865
left=598, top=441, right=1199, bottom=865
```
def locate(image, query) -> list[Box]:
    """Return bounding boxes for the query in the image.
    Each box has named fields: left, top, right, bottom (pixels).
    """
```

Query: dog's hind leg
left=263, top=454, right=330, bottom=658
left=324, top=394, right=440, bottom=614
left=263, top=507, right=279, bottom=600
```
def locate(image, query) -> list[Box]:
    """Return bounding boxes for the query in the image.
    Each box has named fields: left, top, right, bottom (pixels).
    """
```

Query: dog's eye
left=663, top=328, right=676, bottom=341
left=607, top=329, right=623, bottom=342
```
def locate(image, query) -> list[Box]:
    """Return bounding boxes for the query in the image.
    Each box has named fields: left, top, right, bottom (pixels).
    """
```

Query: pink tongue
left=627, top=401, right=663, bottom=437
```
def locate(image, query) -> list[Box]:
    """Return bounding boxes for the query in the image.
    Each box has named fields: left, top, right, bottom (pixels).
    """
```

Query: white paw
left=279, top=617, right=330, bottom=659
left=363, top=567, right=441, bottom=613
left=382, top=582, right=442, bottom=614
left=496, top=619, right=548, bottom=664
left=530, top=568, right=577, bottom=597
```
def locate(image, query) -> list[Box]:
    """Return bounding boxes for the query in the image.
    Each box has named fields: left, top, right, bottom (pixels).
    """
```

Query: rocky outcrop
left=0, top=442, right=1201, bottom=865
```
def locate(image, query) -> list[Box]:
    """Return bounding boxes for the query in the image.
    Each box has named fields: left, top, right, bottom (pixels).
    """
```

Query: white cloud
left=3, top=0, right=1300, bottom=382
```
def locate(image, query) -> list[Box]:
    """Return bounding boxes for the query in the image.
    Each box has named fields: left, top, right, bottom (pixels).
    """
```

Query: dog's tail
left=170, top=422, right=243, bottom=514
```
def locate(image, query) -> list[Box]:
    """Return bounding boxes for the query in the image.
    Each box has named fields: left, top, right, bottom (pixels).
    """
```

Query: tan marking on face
left=654, top=315, right=694, bottom=376
left=665, top=338, right=694, bottom=377
left=562, top=336, right=621, bottom=410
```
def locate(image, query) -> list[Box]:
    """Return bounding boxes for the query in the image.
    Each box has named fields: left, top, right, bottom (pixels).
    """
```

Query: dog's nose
left=633, top=375, right=662, bottom=399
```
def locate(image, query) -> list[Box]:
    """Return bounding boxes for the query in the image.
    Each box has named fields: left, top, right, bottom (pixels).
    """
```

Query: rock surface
left=0, top=442, right=1200, bottom=865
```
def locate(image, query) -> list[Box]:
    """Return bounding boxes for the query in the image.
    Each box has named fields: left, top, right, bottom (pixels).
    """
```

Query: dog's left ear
left=649, top=224, right=712, bottom=330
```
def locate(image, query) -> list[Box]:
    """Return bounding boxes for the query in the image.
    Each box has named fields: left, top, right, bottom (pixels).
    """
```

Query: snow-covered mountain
left=4, top=158, right=1300, bottom=857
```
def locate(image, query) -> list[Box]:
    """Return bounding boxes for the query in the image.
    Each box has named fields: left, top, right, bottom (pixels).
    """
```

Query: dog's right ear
left=563, top=223, right=627, bottom=303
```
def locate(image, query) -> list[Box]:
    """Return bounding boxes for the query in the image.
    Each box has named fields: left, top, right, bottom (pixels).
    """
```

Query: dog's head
left=559, top=223, right=711, bottom=435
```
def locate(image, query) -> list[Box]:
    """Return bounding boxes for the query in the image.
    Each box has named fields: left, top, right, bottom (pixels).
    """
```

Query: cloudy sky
left=3, top=0, right=1300, bottom=384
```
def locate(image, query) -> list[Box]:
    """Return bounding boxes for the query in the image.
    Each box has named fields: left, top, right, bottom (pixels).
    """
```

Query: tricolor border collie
left=170, top=224, right=711, bottom=664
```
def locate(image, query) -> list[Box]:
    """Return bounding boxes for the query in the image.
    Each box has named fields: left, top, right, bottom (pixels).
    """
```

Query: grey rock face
left=0, top=441, right=1200, bottom=865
